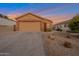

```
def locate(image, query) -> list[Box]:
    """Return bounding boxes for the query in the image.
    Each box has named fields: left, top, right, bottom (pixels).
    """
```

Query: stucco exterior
left=0, top=17, right=16, bottom=25
left=18, top=22, right=41, bottom=32
left=16, top=13, right=52, bottom=32
left=0, top=17, right=16, bottom=31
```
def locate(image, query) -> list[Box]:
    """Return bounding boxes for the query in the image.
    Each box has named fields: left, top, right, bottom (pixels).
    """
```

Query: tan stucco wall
left=18, top=22, right=41, bottom=32
left=16, top=14, right=52, bottom=32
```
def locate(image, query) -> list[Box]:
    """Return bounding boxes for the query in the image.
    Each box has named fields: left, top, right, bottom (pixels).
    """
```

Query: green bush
left=68, top=15, right=79, bottom=33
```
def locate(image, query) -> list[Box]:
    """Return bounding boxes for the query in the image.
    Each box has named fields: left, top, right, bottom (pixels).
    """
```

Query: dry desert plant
left=48, top=35, right=55, bottom=40
left=63, top=41, right=72, bottom=48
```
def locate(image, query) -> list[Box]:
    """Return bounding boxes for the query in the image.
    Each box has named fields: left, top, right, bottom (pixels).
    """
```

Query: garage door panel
left=19, top=22, right=41, bottom=32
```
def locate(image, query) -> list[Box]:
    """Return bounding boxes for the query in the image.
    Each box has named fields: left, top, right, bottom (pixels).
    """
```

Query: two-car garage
left=15, top=13, right=52, bottom=32
left=18, top=22, right=41, bottom=32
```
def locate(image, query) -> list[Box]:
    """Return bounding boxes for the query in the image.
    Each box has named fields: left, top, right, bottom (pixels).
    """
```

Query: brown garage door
left=18, top=22, right=41, bottom=32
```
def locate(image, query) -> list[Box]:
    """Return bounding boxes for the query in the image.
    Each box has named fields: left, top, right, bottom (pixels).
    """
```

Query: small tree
left=0, top=14, right=9, bottom=19
left=0, top=14, right=3, bottom=17
left=68, top=15, right=79, bottom=33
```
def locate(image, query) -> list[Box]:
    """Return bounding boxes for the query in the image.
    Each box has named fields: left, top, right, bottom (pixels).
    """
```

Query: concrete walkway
left=0, top=32, right=45, bottom=56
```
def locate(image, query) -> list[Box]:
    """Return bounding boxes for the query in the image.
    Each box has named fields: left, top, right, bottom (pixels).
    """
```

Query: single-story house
left=15, top=13, right=52, bottom=32
left=53, top=20, right=71, bottom=32
left=0, top=14, right=16, bottom=31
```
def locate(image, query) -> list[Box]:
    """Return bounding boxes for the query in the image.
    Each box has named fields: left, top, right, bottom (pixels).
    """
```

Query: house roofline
left=15, top=13, right=53, bottom=23
left=53, top=19, right=71, bottom=26
left=0, top=16, right=16, bottom=22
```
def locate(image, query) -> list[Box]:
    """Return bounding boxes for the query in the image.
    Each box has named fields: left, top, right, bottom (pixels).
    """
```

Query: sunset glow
left=0, top=3, right=79, bottom=24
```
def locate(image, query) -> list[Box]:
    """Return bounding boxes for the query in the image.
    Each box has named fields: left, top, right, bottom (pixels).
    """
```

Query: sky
left=0, top=3, right=79, bottom=24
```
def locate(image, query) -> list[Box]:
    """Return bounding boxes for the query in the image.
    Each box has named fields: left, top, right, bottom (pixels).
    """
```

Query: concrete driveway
left=0, top=32, right=46, bottom=56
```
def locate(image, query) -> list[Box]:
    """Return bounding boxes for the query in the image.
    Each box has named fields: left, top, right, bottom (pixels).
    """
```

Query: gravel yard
left=43, top=31, right=79, bottom=56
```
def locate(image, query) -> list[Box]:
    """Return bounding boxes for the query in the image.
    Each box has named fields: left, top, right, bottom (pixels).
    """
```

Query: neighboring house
left=0, top=14, right=16, bottom=31
left=15, top=13, right=52, bottom=32
left=53, top=20, right=71, bottom=32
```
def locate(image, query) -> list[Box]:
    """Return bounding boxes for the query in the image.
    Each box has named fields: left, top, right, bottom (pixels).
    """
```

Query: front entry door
left=44, top=23, right=47, bottom=31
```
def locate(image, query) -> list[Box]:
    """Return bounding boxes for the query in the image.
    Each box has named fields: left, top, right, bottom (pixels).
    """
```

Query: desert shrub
left=66, top=35, right=71, bottom=38
left=56, top=28, right=62, bottom=32
left=48, top=35, right=55, bottom=40
left=48, top=35, right=53, bottom=39
left=46, top=28, right=52, bottom=32
left=50, top=38, right=55, bottom=40
left=63, top=41, right=72, bottom=48
left=48, top=35, right=51, bottom=39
